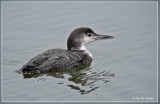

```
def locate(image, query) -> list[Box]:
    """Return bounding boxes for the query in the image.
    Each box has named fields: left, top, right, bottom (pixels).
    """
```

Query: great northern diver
left=18, top=27, right=114, bottom=74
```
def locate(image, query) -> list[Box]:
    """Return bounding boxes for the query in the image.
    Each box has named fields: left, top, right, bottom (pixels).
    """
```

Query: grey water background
left=2, top=1, right=157, bottom=101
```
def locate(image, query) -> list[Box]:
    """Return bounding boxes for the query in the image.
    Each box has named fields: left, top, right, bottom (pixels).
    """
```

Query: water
left=2, top=1, right=157, bottom=102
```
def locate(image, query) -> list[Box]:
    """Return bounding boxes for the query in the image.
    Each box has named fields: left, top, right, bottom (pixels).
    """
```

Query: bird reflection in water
left=22, top=68, right=115, bottom=95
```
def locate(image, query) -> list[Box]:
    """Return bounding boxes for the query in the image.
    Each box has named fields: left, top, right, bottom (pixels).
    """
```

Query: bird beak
left=94, top=33, right=114, bottom=40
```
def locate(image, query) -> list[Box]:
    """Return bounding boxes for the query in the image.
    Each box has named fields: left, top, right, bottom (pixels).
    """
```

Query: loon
left=18, top=27, right=114, bottom=74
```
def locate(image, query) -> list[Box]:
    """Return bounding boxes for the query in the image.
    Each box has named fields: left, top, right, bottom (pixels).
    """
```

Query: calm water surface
left=2, top=1, right=157, bottom=101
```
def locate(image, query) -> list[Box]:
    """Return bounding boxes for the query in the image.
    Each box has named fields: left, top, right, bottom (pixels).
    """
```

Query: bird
left=17, top=27, right=114, bottom=74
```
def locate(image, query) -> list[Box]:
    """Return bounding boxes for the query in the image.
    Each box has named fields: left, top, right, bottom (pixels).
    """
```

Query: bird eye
left=87, top=33, right=92, bottom=37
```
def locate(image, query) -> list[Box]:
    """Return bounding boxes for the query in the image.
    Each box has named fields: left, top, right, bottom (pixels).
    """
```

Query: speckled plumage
left=18, top=49, right=92, bottom=73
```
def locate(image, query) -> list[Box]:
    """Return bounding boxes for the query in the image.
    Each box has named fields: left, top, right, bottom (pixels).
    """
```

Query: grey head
left=67, top=27, right=114, bottom=53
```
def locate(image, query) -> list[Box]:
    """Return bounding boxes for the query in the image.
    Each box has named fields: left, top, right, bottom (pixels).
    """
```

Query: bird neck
left=79, top=45, right=93, bottom=58
left=67, top=44, right=93, bottom=58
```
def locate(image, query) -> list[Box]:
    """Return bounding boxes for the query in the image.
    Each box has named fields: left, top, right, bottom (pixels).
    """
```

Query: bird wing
left=18, top=49, right=91, bottom=74
left=37, top=51, right=85, bottom=72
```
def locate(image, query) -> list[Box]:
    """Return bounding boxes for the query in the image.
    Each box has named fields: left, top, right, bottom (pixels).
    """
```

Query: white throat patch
left=80, top=45, right=93, bottom=58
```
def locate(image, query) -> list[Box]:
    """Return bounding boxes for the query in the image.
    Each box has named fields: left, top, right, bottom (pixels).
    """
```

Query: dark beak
left=94, top=33, right=114, bottom=40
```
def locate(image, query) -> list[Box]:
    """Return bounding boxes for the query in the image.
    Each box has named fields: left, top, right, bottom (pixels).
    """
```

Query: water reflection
left=22, top=68, right=115, bottom=95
